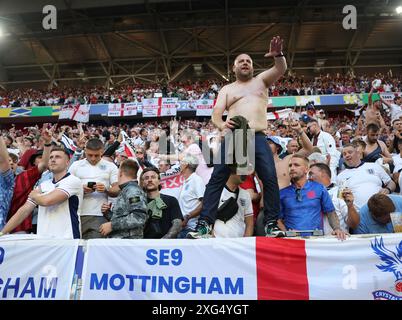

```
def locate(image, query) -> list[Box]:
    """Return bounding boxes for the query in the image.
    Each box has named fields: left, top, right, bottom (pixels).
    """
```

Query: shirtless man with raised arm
left=365, top=87, right=386, bottom=127
left=267, top=121, right=314, bottom=189
left=187, top=36, right=287, bottom=238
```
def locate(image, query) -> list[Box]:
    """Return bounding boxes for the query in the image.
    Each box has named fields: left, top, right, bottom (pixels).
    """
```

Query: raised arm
left=258, top=36, right=287, bottom=88
left=289, top=121, right=314, bottom=156
left=368, top=87, right=374, bottom=108
left=37, top=125, right=54, bottom=174
left=69, top=134, right=86, bottom=167
left=0, top=136, right=10, bottom=173
left=57, top=126, right=66, bottom=142
left=16, top=136, right=28, bottom=155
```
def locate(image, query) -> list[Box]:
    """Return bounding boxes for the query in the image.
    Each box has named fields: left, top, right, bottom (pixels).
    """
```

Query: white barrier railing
left=0, top=234, right=401, bottom=300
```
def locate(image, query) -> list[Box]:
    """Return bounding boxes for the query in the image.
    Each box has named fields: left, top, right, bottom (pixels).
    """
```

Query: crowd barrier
left=0, top=92, right=395, bottom=120
left=0, top=234, right=401, bottom=300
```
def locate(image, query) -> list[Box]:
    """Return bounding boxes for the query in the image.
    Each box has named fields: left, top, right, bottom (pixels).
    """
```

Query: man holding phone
left=69, top=138, right=119, bottom=239
left=87, top=181, right=96, bottom=189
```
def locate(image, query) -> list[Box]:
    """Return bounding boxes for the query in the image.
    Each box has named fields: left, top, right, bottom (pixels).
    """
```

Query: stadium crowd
left=1, top=72, right=402, bottom=108
left=0, top=83, right=401, bottom=240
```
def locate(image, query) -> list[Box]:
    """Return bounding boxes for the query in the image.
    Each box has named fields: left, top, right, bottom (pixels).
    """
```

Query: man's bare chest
left=226, top=86, right=268, bottom=108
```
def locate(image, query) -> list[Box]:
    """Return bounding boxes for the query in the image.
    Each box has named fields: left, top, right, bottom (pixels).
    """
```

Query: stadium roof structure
left=0, top=0, right=402, bottom=89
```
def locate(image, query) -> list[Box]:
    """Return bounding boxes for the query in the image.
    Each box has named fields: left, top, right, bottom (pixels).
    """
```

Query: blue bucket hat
left=266, top=136, right=283, bottom=154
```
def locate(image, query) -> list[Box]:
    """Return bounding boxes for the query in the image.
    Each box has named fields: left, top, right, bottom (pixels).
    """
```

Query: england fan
left=68, top=138, right=119, bottom=239
left=0, top=147, right=83, bottom=239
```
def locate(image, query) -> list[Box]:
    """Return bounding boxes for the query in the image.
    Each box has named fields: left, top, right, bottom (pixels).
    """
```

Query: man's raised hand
left=264, top=36, right=284, bottom=58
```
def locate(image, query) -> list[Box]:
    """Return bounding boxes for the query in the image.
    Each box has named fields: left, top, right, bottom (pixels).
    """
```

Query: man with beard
left=365, top=87, right=386, bottom=128
left=188, top=36, right=287, bottom=238
left=140, top=167, right=183, bottom=239
left=362, top=123, right=392, bottom=164
left=278, top=155, right=347, bottom=240
left=267, top=121, right=314, bottom=190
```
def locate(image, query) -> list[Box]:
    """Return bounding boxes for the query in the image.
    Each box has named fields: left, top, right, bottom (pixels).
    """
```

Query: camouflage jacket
left=107, top=180, right=148, bottom=239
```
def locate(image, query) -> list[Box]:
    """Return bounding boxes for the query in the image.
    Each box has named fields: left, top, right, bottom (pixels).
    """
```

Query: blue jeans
left=199, top=132, right=280, bottom=226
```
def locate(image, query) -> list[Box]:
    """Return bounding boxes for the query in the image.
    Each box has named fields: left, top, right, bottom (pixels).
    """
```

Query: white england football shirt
left=213, top=187, right=253, bottom=238
left=69, top=158, right=118, bottom=216
left=337, top=162, right=391, bottom=208
left=392, top=154, right=402, bottom=173
left=30, top=173, right=83, bottom=239
left=178, top=172, right=205, bottom=230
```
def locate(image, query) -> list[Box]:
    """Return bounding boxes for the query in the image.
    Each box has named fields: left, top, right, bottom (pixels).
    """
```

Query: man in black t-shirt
left=140, top=167, right=183, bottom=239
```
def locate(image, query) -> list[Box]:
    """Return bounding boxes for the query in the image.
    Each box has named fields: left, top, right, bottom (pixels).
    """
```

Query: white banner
left=0, top=237, right=79, bottom=300
left=58, top=105, right=75, bottom=120
left=306, top=234, right=402, bottom=300
left=177, top=100, right=192, bottom=111
left=79, top=235, right=402, bottom=300
left=123, top=102, right=138, bottom=116
left=267, top=108, right=293, bottom=120
left=196, top=99, right=215, bottom=116
left=72, top=104, right=90, bottom=123
left=161, top=98, right=178, bottom=117
left=59, top=104, right=89, bottom=122
left=142, top=98, right=161, bottom=117
left=295, top=95, right=321, bottom=107
left=80, top=238, right=257, bottom=300
left=2, top=234, right=401, bottom=300
left=380, top=92, right=400, bottom=102
left=108, top=103, right=124, bottom=117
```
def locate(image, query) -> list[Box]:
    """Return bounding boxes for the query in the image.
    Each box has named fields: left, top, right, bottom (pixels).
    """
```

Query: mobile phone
left=87, top=182, right=96, bottom=189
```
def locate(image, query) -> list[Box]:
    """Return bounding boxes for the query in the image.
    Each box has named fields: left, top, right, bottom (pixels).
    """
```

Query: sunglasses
left=135, top=151, right=144, bottom=154
left=295, top=188, right=302, bottom=202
